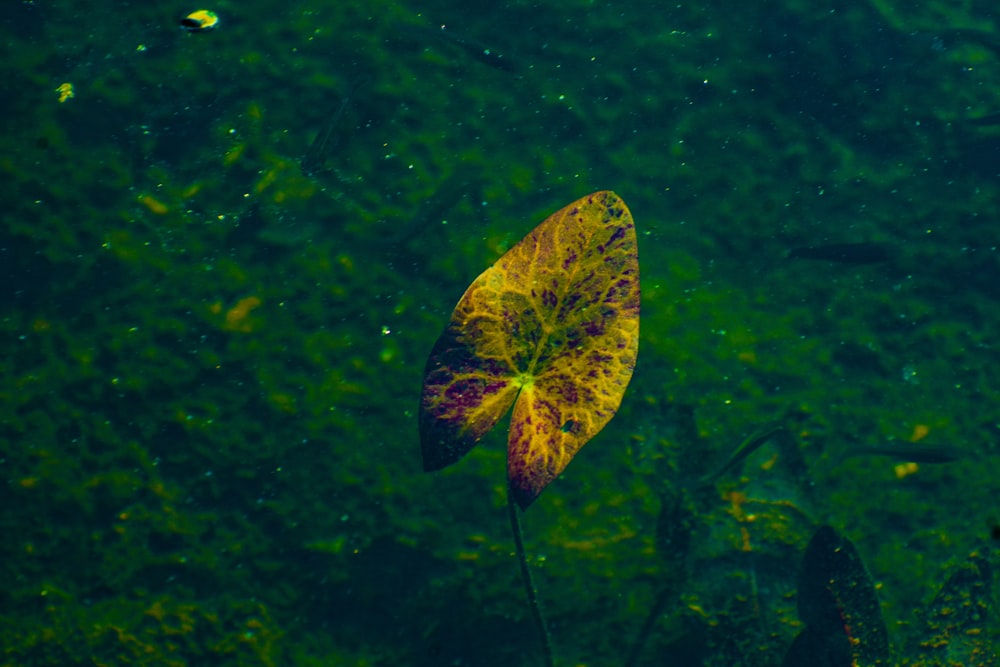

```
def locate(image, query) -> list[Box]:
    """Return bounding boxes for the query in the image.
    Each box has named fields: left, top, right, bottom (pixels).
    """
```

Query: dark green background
left=1, top=0, right=997, bottom=665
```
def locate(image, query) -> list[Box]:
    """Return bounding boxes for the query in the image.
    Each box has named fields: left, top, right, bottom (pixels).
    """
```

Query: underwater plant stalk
left=508, top=492, right=555, bottom=667
left=623, top=587, right=674, bottom=667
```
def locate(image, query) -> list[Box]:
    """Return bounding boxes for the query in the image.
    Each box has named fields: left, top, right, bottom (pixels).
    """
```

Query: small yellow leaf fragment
left=56, top=82, right=74, bottom=103
left=909, top=423, right=930, bottom=441
left=180, top=9, right=219, bottom=32
left=894, top=461, right=919, bottom=479
left=139, top=194, right=169, bottom=215
left=223, top=296, right=262, bottom=332
left=224, top=143, right=246, bottom=166
left=687, top=604, right=709, bottom=618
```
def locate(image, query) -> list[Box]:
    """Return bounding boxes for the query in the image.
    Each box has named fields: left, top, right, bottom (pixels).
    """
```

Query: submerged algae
left=2, top=0, right=1000, bottom=665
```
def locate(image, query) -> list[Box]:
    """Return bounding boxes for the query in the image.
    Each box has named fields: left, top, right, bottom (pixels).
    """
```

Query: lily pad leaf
left=420, top=191, right=640, bottom=508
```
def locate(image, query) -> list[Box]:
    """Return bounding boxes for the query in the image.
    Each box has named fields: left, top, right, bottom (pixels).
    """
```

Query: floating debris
left=180, top=9, right=219, bottom=32
left=55, top=82, right=74, bottom=103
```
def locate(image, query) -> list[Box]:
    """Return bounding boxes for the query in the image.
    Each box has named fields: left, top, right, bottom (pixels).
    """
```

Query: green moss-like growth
left=2, top=0, right=998, bottom=664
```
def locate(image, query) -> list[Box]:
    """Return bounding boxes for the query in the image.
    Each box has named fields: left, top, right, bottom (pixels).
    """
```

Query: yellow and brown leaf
left=419, top=191, right=640, bottom=508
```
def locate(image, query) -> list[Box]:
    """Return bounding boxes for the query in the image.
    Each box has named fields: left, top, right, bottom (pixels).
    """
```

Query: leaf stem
left=508, top=490, right=555, bottom=667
